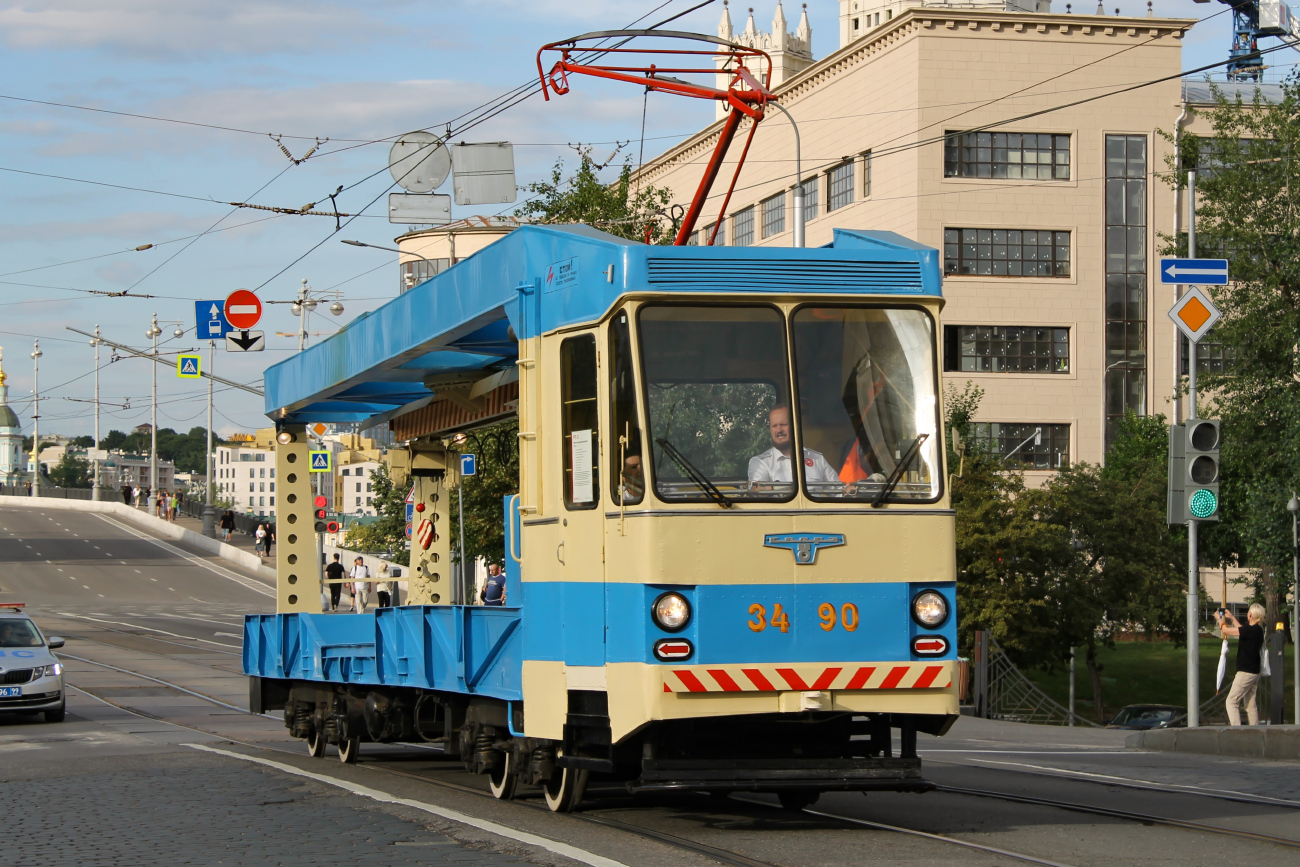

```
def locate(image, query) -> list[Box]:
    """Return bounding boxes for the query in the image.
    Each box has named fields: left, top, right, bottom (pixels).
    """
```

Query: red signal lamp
left=314, top=495, right=327, bottom=508
left=325, top=521, right=340, bottom=533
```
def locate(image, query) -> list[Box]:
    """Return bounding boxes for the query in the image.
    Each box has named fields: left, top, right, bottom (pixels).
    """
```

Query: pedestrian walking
left=1217, top=603, right=1267, bottom=726
left=121, top=485, right=132, bottom=505
left=480, top=562, right=507, bottom=606
left=133, top=485, right=141, bottom=507
left=219, top=510, right=234, bottom=543
left=375, top=563, right=392, bottom=608
left=264, top=521, right=275, bottom=559
left=254, top=523, right=267, bottom=560
left=349, top=557, right=371, bottom=613
left=168, top=491, right=178, bottom=522
left=324, top=554, right=346, bottom=612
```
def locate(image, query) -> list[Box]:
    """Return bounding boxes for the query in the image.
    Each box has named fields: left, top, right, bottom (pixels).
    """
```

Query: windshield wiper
left=655, top=437, right=732, bottom=509
left=872, top=433, right=929, bottom=508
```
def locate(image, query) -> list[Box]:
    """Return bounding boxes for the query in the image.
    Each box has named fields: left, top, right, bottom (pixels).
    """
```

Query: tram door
left=557, top=332, right=606, bottom=667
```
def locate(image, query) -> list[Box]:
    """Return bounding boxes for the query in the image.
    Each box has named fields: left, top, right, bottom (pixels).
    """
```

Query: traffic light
left=1167, top=424, right=1186, bottom=525
left=325, top=520, right=340, bottom=534
left=314, top=507, right=327, bottom=533
left=1185, top=419, right=1221, bottom=521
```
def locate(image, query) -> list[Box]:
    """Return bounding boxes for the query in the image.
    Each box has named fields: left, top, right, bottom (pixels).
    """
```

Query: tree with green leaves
left=1160, top=79, right=1300, bottom=632
left=342, top=463, right=409, bottom=565
left=49, top=452, right=91, bottom=488
left=449, top=421, right=520, bottom=568
left=517, top=148, right=677, bottom=244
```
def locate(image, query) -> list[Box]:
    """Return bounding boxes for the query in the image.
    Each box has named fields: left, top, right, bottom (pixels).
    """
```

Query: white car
left=0, top=608, right=65, bottom=723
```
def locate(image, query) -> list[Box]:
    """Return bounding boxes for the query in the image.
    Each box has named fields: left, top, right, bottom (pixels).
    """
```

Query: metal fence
left=970, top=631, right=1099, bottom=726
left=0, top=484, right=109, bottom=501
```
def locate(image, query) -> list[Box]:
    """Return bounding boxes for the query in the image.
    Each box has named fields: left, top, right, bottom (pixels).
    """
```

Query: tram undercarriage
left=255, top=677, right=945, bottom=811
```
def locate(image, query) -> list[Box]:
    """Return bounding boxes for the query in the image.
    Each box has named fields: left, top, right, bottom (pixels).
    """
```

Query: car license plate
left=0, top=687, right=21, bottom=697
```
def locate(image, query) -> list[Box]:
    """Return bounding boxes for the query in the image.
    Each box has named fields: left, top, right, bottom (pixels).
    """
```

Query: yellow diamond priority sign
left=1168, top=285, right=1221, bottom=343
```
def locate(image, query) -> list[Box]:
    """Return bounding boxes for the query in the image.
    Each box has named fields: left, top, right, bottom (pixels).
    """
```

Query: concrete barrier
left=1129, top=724, right=1300, bottom=760
left=0, top=495, right=275, bottom=581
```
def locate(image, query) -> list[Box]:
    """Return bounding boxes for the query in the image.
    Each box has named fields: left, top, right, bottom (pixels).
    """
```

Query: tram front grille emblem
left=763, top=533, right=846, bottom=565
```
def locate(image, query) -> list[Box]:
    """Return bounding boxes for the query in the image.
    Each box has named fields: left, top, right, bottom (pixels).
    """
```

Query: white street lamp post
left=29, top=340, right=41, bottom=497
left=147, top=315, right=161, bottom=514
left=91, top=326, right=101, bottom=501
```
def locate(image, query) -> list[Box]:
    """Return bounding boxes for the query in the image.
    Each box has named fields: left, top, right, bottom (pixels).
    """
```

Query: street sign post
left=225, top=331, right=265, bottom=352
left=309, top=450, right=332, bottom=473
left=1167, top=285, right=1222, bottom=343
left=461, top=454, right=477, bottom=476
left=176, top=354, right=201, bottom=378
left=224, top=289, right=263, bottom=330
left=1159, top=257, right=1229, bottom=285
left=405, top=484, right=415, bottom=522
left=195, top=301, right=233, bottom=340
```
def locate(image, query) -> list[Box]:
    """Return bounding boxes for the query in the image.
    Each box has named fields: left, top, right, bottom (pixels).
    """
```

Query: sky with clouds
left=0, top=0, right=1262, bottom=440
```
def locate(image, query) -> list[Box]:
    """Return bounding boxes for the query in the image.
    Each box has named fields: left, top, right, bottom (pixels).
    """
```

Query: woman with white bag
left=1217, top=603, right=1267, bottom=726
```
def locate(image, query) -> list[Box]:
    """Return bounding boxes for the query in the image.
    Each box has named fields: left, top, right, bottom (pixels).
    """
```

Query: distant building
left=0, top=348, right=25, bottom=485
left=216, top=439, right=276, bottom=518
left=108, top=453, right=175, bottom=491
left=395, top=216, right=521, bottom=293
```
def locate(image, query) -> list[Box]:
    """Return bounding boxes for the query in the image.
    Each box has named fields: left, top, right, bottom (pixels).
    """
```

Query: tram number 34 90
left=748, top=602, right=860, bottom=633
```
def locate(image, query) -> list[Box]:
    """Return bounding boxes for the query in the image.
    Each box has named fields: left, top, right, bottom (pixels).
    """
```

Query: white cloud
left=0, top=0, right=386, bottom=58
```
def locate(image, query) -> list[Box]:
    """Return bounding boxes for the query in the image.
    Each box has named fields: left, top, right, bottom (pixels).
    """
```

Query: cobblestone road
left=1, top=749, right=537, bottom=867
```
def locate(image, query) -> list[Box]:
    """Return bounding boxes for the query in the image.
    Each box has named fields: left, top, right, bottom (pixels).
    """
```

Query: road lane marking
left=52, top=611, right=241, bottom=649
left=95, top=515, right=273, bottom=598
left=183, top=744, right=629, bottom=867
left=61, top=654, right=251, bottom=712
left=215, top=632, right=242, bottom=638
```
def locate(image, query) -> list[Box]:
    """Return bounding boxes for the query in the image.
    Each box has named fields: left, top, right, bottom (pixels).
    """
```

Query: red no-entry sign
left=224, top=289, right=262, bottom=330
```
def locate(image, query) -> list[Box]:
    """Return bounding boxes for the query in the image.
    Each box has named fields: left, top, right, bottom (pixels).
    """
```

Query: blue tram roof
left=264, top=225, right=942, bottom=426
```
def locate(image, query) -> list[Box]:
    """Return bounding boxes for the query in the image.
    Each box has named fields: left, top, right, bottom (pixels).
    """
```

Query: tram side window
left=638, top=305, right=793, bottom=503
left=561, top=334, right=600, bottom=510
left=609, top=311, right=644, bottom=505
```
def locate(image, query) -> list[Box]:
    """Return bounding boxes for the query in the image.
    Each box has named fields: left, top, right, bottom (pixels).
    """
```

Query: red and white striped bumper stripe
left=662, top=661, right=953, bottom=693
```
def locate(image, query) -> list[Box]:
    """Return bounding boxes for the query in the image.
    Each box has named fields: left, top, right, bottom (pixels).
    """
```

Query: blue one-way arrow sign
left=1159, top=258, right=1229, bottom=285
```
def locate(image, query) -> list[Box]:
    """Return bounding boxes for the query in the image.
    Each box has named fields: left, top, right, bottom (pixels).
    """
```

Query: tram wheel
left=542, top=752, right=588, bottom=813
left=338, top=735, right=360, bottom=764
left=777, top=789, right=820, bottom=812
left=488, top=749, right=518, bottom=801
left=306, top=730, right=326, bottom=758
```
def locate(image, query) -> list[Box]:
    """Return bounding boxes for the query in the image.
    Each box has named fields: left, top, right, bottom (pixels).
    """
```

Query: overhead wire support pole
left=1186, top=168, right=1200, bottom=729
left=766, top=100, right=803, bottom=248
left=92, top=325, right=101, bottom=501
left=203, top=339, right=216, bottom=538
left=64, top=327, right=264, bottom=397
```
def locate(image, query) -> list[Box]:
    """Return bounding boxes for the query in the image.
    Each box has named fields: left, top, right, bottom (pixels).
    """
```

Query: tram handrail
left=507, top=494, right=522, bottom=564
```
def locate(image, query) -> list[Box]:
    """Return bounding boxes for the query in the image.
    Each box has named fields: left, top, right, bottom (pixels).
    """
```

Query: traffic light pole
left=1186, top=169, right=1200, bottom=728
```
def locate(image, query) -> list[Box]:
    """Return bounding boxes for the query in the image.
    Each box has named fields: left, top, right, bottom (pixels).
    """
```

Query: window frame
left=761, top=191, right=786, bottom=238
left=635, top=301, right=796, bottom=506
left=827, top=160, right=855, bottom=211
left=942, top=324, right=1071, bottom=375
left=970, top=422, right=1072, bottom=470
left=944, top=131, right=1072, bottom=181
left=732, top=206, right=755, bottom=246
left=559, top=332, right=601, bottom=511
left=788, top=302, right=945, bottom=506
left=608, top=308, right=645, bottom=507
left=798, top=177, right=819, bottom=223
left=944, top=227, right=1072, bottom=278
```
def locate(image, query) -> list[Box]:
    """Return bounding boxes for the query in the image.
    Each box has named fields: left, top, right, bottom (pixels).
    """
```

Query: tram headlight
left=911, top=590, right=948, bottom=628
left=652, top=592, right=692, bottom=632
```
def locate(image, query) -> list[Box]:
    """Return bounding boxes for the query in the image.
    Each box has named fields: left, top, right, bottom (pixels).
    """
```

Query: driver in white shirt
left=748, top=405, right=841, bottom=487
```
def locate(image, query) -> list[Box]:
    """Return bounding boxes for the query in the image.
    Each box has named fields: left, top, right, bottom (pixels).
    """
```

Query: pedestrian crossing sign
left=309, top=450, right=332, bottom=472
left=177, top=354, right=201, bottom=378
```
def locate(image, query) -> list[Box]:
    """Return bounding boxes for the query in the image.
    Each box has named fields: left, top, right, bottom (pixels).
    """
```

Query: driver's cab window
left=638, top=305, right=795, bottom=503
left=609, top=310, right=644, bottom=505
left=560, top=334, right=600, bottom=510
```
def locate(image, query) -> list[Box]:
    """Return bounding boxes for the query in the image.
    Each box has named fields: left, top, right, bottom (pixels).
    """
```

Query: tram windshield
left=792, top=306, right=941, bottom=502
left=639, top=305, right=795, bottom=503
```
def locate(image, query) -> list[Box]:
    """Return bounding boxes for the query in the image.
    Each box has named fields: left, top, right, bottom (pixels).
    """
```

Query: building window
left=761, top=192, right=785, bottom=238
left=971, top=422, right=1071, bottom=469
left=944, top=325, right=1069, bottom=373
left=259, top=497, right=265, bottom=506
left=248, top=498, right=254, bottom=508
left=1180, top=334, right=1233, bottom=375
left=862, top=151, right=872, bottom=198
left=248, top=483, right=254, bottom=492
left=366, top=483, right=373, bottom=492
left=732, top=206, right=754, bottom=246
left=259, top=468, right=265, bottom=478
left=240, top=454, right=251, bottom=461
left=270, top=468, right=274, bottom=478
left=355, top=482, right=361, bottom=492
left=342, top=468, right=349, bottom=476
left=944, top=228, right=1070, bottom=277
left=256, top=454, right=265, bottom=461
left=356, top=497, right=361, bottom=506
left=367, top=497, right=374, bottom=506
left=828, top=160, right=854, bottom=211
left=269, top=482, right=274, bottom=492
left=800, top=178, right=819, bottom=222
left=1105, top=134, right=1148, bottom=447
left=270, top=497, right=274, bottom=506
left=944, top=132, right=1071, bottom=180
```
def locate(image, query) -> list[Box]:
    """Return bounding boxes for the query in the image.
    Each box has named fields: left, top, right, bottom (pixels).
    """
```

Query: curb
left=1128, top=724, right=1300, bottom=760
left=0, top=495, right=276, bottom=582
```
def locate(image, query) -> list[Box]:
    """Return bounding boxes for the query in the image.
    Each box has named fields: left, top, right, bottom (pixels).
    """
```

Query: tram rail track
left=57, top=650, right=1300, bottom=867
left=60, top=660, right=1084, bottom=867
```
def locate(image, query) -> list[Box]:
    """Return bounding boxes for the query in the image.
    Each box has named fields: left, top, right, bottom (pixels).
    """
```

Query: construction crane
left=1200, top=0, right=1300, bottom=79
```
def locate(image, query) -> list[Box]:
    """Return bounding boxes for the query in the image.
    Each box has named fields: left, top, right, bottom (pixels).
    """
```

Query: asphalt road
left=3, top=503, right=1300, bottom=867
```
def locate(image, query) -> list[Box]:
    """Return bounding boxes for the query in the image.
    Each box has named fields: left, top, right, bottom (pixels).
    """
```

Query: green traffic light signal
left=1189, top=488, right=1219, bottom=519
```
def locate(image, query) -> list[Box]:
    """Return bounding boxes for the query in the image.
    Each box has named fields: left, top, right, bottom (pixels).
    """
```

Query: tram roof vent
left=645, top=258, right=925, bottom=291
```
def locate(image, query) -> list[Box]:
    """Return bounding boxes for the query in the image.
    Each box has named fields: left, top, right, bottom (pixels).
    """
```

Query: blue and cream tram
left=244, top=224, right=958, bottom=811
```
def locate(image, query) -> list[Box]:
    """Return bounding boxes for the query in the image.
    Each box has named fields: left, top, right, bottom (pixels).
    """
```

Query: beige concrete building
left=634, top=4, right=1212, bottom=476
